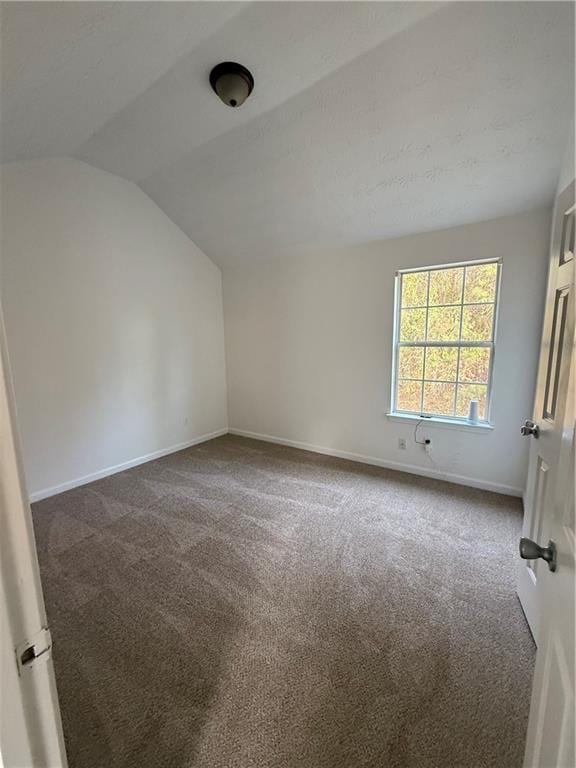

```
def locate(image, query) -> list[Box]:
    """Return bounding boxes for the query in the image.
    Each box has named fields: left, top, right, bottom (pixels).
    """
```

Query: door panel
left=559, top=205, right=574, bottom=265
left=527, top=458, right=548, bottom=579
left=533, top=635, right=572, bottom=764
left=543, top=287, right=570, bottom=420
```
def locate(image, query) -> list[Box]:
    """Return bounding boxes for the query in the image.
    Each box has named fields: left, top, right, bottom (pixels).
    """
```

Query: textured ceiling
left=0, top=2, right=246, bottom=162
left=1, top=2, right=574, bottom=267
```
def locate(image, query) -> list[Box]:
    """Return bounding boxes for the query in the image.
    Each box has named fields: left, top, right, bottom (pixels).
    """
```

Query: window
left=391, top=259, right=501, bottom=424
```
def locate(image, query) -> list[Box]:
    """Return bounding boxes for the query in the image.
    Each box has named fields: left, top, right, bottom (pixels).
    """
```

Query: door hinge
left=16, top=627, right=52, bottom=675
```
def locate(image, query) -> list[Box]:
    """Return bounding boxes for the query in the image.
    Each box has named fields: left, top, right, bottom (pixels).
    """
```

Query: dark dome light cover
left=209, top=62, right=254, bottom=108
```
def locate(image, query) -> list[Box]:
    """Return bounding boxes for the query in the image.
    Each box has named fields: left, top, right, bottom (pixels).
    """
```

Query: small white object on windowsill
left=468, top=399, right=480, bottom=423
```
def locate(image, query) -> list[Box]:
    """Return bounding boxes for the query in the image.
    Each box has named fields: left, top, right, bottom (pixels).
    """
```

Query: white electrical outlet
left=398, top=438, right=406, bottom=450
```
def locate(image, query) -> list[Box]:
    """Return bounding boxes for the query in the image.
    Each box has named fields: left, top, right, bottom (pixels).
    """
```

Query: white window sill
left=386, top=412, right=494, bottom=432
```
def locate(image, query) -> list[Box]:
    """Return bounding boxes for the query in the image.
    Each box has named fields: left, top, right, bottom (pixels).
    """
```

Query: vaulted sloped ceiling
left=1, top=2, right=574, bottom=266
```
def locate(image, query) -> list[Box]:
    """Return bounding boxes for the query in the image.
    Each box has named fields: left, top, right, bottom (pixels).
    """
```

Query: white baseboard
left=229, top=428, right=523, bottom=497
left=29, top=428, right=228, bottom=503
left=30, top=425, right=523, bottom=502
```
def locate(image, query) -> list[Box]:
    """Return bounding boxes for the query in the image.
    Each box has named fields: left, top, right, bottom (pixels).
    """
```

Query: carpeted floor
left=32, top=435, right=535, bottom=768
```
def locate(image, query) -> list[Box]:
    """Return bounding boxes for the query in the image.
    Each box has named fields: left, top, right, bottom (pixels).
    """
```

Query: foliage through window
left=392, top=260, right=501, bottom=423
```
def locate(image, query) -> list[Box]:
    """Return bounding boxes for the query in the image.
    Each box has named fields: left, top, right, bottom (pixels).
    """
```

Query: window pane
left=459, top=347, right=490, bottom=384
left=397, top=380, right=422, bottom=412
left=461, top=304, right=493, bottom=341
left=456, top=384, right=488, bottom=419
left=398, top=347, right=424, bottom=379
left=423, top=382, right=456, bottom=416
left=400, top=308, right=426, bottom=341
left=464, top=263, right=497, bottom=304
left=429, top=267, right=463, bottom=306
left=401, top=272, right=428, bottom=307
left=427, top=306, right=461, bottom=341
left=425, top=347, right=458, bottom=381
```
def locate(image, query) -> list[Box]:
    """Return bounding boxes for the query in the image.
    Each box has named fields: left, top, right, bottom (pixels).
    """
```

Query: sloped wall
left=1, top=158, right=227, bottom=498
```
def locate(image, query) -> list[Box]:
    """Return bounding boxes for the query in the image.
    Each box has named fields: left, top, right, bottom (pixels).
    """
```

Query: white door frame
left=0, top=302, right=67, bottom=767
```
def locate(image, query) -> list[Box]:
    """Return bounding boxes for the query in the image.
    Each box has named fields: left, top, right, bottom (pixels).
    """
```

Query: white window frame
left=390, top=257, right=502, bottom=426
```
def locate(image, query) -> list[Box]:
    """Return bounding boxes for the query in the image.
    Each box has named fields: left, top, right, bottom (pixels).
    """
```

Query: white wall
left=224, top=208, right=551, bottom=496
left=557, top=115, right=575, bottom=194
left=0, top=158, right=227, bottom=499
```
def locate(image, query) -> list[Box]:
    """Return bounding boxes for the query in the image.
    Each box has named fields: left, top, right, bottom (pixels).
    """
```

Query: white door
left=517, top=181, right=574, bottom=639
left=0, top=304, right=67, bottom=766
left=517, top=181, right=575, bottom=768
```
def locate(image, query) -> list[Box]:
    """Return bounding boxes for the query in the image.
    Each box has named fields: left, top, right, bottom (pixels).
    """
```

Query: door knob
left=519, top=537, right=557, bottom=572
left=520, top=420, right=540, bottom=438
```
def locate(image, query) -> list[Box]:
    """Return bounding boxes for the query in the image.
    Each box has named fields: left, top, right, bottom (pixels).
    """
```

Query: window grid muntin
left=454, top=266, right=466, bottom=416
left=401, top=301, right=498, bottom=310
left=400, top=378, right=490, bottom=386
left=392, top=259, right=501, bottom=422
left=421, top=270, right=431, bottom=412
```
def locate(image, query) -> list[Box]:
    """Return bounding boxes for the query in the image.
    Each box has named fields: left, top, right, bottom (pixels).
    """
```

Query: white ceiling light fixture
left=209, top=62, right=254, bottom=108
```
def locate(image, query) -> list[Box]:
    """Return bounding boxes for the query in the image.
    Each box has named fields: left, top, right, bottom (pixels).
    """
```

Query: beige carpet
left=32, top=435, right=535, bottom=768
